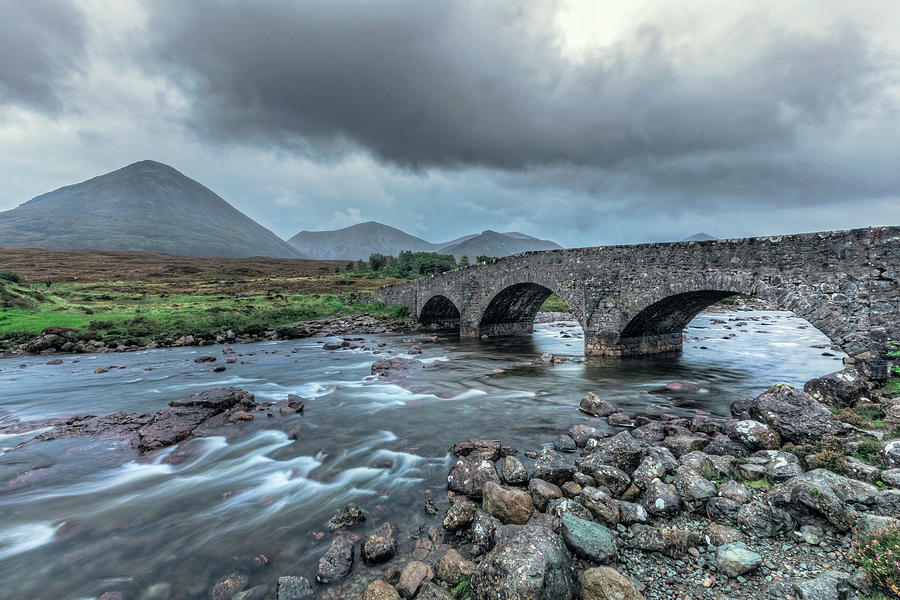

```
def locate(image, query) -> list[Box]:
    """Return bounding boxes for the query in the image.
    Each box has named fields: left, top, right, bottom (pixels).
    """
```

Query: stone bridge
left=374, top=227, right=900, bottom=380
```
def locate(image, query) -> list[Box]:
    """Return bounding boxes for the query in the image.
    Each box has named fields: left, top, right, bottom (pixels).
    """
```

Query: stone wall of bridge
left=374, top=226, right=900, bottom=380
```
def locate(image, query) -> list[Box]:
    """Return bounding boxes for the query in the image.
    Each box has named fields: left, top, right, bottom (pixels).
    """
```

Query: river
left=0, top=310, right=845, bottom=599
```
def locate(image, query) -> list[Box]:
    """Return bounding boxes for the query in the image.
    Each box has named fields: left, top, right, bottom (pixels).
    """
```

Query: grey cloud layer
left=0, top=0, right=86, bottom=111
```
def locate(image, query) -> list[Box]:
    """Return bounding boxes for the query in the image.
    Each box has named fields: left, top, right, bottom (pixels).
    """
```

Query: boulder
left=471, top=525, right=578, bottom=600
left=554, top=435, right=577, bottom=453
left=396, top=561, right=434, bottom=599
left=579, top=486, right=620, bottom=526
left=745, top=385, right=842, bottom=444
left=725, top=420, right=780, bottom=451
left=580, top=392, right=617, bottom=417
left=736, top=502, right=794, bottom=537
left=443, top=497, right=477, bottom=531
left=316, top=536, right=354, bottom=584
left=569, top=424, right=606, bottom=447
left=371, top=357, right=425, bottom=378
left=447, top=454, right=500, bottom=499
left=704, top=434, right=749, bottom=457
left=743, top=450, right=804, bottom=481
left=547, top=497, right=594, bottom=522
left=500, top=455, right=528, bottom=484
left=275, top=576, right=314, bottom=600
left=363, top=580, right=400, bottom=600
left=626, top=524, right=698, bottom=558
left=764, top=570, right=856, bottom=600
left=483, top=481, right=534, bottom=524
left=716, top=542, right=762, bottom=578
left=631, top=447, right=678, bottom=490
left=701, top=522, right=745, bottom=546
left=803, top=368, right=868, bottom=408
left=414, top=583, right=451, bottom=600
left=581, top=567, right=645, bottom=600
left=532, top=449, right=576, bottom=486
left=674, top=475, right=717, bottom=512
left=327, top=503, right=366, bottom=530
left=640, top=479, right=680, bottom=517
left=529, top=478, right=563, bottom=511
left=451, top=439, right=502, bottom=461
left=362, top=523, right=398, bottom=564
left=590, top=465, right=631, bottom=496
left=662, top=434, right=710, bottom=458
left=663, top=381, right=700, bottom=393
left=560, top=512, right=618, bottom=563
left=210, top=572, right=248, bottom=600
left=884, top=440, right=900, bottom=469
left=590, top=432, right=646, bottom=473
left=471, top=510, right=500, bottom=557
left=706, top=497, right=742, bottom=525
left=436, top=549, right=476, bottom=586
left=617, top=501, right=648, bottom=525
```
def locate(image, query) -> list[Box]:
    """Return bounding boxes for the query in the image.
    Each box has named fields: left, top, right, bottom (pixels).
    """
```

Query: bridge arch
left=469, top=278, right=586, bottom=338
left=418, top=294, right=461, bottom=327
left=591, top=274, right=864, bottom=358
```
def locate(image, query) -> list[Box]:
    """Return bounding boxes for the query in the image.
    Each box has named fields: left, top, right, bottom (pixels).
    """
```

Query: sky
left=1, top=0, right=899, bottom=247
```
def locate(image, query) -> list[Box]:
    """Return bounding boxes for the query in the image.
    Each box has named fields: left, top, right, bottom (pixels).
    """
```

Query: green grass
left=0, top=280, right=411, bottom=348
left=539, top=293, right=571, bottom=313
left=452, top=575, right=472, bottom=599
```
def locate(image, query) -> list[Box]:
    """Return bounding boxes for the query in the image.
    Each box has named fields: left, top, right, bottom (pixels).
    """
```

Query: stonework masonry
left=374, top=227, right=900, bottom=380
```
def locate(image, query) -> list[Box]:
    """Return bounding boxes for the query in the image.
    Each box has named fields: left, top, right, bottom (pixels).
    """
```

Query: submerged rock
left=327, top=503, right=366, bottom=530
left=275, top=576, right=314, bottom=600
left=316, top=536, right=354, bottom=584
left=362, top=523, right=398, bottom=564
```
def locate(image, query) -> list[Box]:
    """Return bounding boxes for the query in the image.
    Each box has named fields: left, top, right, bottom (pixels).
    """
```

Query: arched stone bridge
left=374, top=227, right=900, bottom=380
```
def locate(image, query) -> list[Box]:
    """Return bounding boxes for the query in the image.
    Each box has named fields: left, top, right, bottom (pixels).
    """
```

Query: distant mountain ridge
left=0, top=161, right=305, bottom=259
left=682, top=232, right=717, bottom=241
left=287, top=221, right=563, bottom=260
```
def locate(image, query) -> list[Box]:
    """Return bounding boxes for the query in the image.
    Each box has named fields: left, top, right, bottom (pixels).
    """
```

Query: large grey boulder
left=560, top=512, right=618, bottom=563
left=716, top=542, right=762, bottom=578
left=803, top=368, right=868, bottom=408
left=580, top=392, right=617, bottom=417
left=471, top=525, right=578, bottom=600
left=743, top=385, right=842, bottom=444
left=447, top=454, right=500, bottom=498
left=626, top=524, right=698, bottom=558
left=532, top=448, right=576, bottom=486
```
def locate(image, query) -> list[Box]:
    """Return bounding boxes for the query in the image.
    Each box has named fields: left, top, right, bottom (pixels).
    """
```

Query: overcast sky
left=1, top=0, right=898, bottom=247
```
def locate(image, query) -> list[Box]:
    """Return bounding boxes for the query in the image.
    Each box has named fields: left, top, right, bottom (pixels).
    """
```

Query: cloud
left=0, top=0, right=87, bottom=111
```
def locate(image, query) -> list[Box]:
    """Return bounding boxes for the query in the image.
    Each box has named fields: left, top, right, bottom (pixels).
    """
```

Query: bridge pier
left=584, top=332, right=683, bottom=357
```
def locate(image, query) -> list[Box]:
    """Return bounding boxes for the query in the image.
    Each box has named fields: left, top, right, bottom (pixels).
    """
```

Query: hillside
left=439, top=230, right=563, bottom=259
left=287, top=221, right=563, bottom=260
left=682, top=232, right=717, bottom=241
left=0, top=160, right=304, bottom=259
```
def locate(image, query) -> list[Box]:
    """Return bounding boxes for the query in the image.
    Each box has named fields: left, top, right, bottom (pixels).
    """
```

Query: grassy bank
left=0, top=265, right=411, bottom=350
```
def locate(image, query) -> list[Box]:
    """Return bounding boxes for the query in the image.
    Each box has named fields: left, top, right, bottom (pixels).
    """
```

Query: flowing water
left=0, top=311, right=845, bottom=599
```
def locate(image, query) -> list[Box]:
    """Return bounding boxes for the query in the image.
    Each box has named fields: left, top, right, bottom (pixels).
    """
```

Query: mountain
left=288, top=221, right=438, bottom=260
left=286, top=222, right=563, bottom=260
left=682, top=232, right=717, bottom=241
left=0, top=161, right=304, bottom=258
left=439, top=230, right=562, bottom=259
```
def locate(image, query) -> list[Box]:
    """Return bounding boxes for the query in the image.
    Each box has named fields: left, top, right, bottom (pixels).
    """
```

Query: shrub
left=807, top=450, right=848, bottom=475
left=0, top=270, right=22, bottom=283
left=453, top=575, right=471, bottom=599
left=854, top=524, right=900, bottom=596
left=853, top=439, right=885, bottom=466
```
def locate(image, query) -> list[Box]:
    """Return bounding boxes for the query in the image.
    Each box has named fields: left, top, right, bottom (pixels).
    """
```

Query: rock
left=716, top=542, right=762, bottom=577
left=718, top=481, right=751, bottom=504
left=579, top=486, right=620, bottom=526
left=706, top=497, right=742, bottom=525
left=471, top=525, right=577, bottom=600
left=631, top=447, right=678, bottom=489
left=569, top=424, right=605, bottom=447
left=436, top=549, right=476, bottom=586
left=194, top=355, right=216, bottom=363
left=581, top=392, right=616, bottom=417
left=725, top=420, right=780, bottom=451
left=662, top=434, right=710, bottom=458
left=736, top=502, right=794, bottom=537
left=362, top=522, right=398, bottom=564
left=483, top=481, right=534, bottom=524
left=547, top=497, right=593, bottom=521
left=451, top=439, right=502, bottom=460
left=532, top=448, right=576, bottom=486
left=442, top=497, right=477, bottom=531
left=704, top=434, right=750, bottom=457
left=408, top=345, right=422, bottom=355
left=884, top=439, right=900, bottom=469
left=414, top=582, right=450, bottom=600
left=500, top=455, right=528, bottom=484
left=691, top=414, right=725, bottom=435
left=327, top=503, right=366, bottom=530
left=560, top=512, right=617, bottom=563
left=617, top=501, right=648, bottom=525
left=363, top=580, right=400, bottom=600
left=640, top=479, right=680, bottom=517
left=275, top=576, right=314, bottom=600
left=581, top=567, right=645, bottom=600
left=447, top=454, right=500, bottom=499
left=212, top=365, right=227, bottom=372
left=881, top=468, right=900, bottom=488
left=626, top=524, right=698, bottom=558
left=554, top=434, right=577, bottom=453
left=674, top=475, right=717, bottom=512
left=844, top=456, right=881, bottom=483
left=664, top=381, right=700, bottom=392
left=744, top=449, right=804, bottom=481
left=702, top=522, right=745, bottom=546
left=855, top=513, right=899, bottom=536
left=371, top=357, right=424, bottom=378
left=765, top=570, right=856, bottom=600
left=745, top=385, right=842, bottom=444
left=607, top=413, right=634, bottom=427
left=803, top=368, right=868, bottom=408
left=209, top=572, right=247, bottom=600
left=587, top=464, right=631, bottom=497
left=316, top=536, right=354, bottom=584
left=590, top=432, right=646, bottom=473
left=630, top=421, right=666, bottom=443
left=529, top=478, right=562, bottom=511
left=471, top=510, right=500, bottom=556
left=561, top=481, right=581, bottom=498
left=232, top=586, right=268, bottom=600
left=396, top=560, right=434, bottom=598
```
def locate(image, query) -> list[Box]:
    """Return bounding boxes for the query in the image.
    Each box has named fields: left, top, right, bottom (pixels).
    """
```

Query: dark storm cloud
left=141, top=1, right=892, bottom=187
left=0, top=0, right=86, bottom=111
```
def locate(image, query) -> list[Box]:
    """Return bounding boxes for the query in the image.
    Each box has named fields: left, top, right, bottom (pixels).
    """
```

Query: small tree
left=369, top=253, right=387, bottom=271
left=345, top=262, right=354, bottom=272
left=333, top=266, right=341, bottom=273
left=476, top=255, right=498, bottom=263
left=458, top=255, right=470, bottom=267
